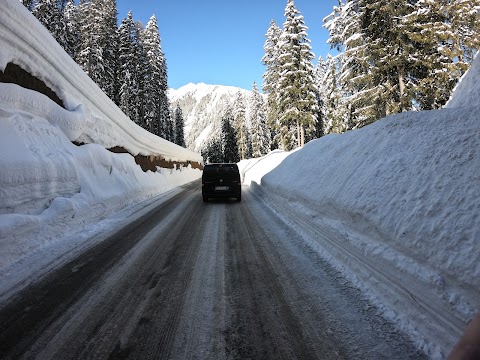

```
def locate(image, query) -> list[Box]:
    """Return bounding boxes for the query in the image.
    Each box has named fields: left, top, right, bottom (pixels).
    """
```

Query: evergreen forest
left=22, top=0, right=479, bottom=162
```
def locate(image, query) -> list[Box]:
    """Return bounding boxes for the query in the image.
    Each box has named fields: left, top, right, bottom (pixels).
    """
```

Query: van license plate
left=215, top=186, right=229, bottom=191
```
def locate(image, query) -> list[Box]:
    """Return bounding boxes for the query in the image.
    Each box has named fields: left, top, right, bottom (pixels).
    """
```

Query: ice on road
left=0, top=182, right=424, bottom=359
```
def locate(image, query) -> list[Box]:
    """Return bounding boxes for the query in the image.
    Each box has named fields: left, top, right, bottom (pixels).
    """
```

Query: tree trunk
left=398, top=65, right=405, bottom=112
left=301, top=124, right=304, bottom=147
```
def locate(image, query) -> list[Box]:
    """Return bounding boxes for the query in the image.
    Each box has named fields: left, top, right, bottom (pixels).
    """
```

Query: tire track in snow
left=0, top=182, right=429, bottom=359
left=249, top=185, right=464, bottom=358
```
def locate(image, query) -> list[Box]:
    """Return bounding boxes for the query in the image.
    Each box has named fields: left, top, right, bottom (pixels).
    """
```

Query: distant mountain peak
left=168, top=83, right=252, bottom=152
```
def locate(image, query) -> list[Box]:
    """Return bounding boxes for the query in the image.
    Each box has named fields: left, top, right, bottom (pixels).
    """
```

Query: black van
left=202, top=163, right=241, bottom=202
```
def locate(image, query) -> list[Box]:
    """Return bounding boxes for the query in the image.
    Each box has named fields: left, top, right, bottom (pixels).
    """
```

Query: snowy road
left=0, top=181, right=425, bottom=359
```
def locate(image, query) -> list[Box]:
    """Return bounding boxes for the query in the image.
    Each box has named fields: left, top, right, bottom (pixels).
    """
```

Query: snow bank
left=0, top=0, right=202, bottom=163
left=0, top=94, right=201, bottom=269
left=0, top=0, right=202, bottom=271
left=239, top=55, right=480, bottom=359
left=250, top=107, right=479, bottom=288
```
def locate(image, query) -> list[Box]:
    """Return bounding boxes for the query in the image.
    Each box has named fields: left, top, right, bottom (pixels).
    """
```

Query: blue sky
left=116, top=0, right=339, bottom=91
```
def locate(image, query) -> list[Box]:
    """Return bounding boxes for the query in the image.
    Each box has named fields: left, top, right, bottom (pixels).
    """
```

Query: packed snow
left=0, top=1, right=478, bottom=359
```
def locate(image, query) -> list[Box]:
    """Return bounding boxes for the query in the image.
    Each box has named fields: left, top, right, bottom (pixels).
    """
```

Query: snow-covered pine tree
left=74, top=0, right=118, bottom=102
left=221, top=107, right=240, bottom=163
left=403, top=0, right=457, bottom=110
left=173, top=105, right=186, bottom=147
left=97, top=0, right=119, bottom=103
left=142, top=15, right=171, bottom=139
left=143, top=15, right=162, bottom=135
left=62, top=0, right=81, bottom=60
left=158, top=35, right=172, bottom=141
left=76, top=0, right=106, bottom=90
left=133, top=20, right=148, bottom=130
left=276, top=0, right=318, bottom=150
left=408, top=0, right=479, bottom=110
left=323, top=54, right=346, bottom=134
left=232, top=91, right=249, bottom=160
left=324, top=0, right=478, bottom=122
left=21, top=0, right=36, bottom=11
left=32, top=0, right=78, bottom=56
left=447, top=0, right=480, bottom=69
left=163, top=101, right=174, bottom=142
left=313, top=57, right=326, bottom=138
left=249, top=82, right=270, bottom=158
left=324, top=0, right=378, bottom=127
left=117, top=11, right=138, bottom=122
left=32, top=0, right=63, bottom=44
left=362, top=0, right=427, bottom=115
left=261, top=19, right=282, bottom=148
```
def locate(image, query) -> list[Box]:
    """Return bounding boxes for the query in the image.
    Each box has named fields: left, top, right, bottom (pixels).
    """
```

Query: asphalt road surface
left=0, top=181, right=426, bottom=359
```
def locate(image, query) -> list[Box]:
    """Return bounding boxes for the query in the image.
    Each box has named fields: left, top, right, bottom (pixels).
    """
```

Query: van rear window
left=204, top=164, right=239, bottom=174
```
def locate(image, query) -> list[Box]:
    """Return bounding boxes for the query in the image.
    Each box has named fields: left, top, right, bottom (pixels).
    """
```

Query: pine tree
left=75, top=0, right=118, bottom=102
left=313, top=57, right=326, bottom=138
left=363, top=0, right=423, bottom=115
left=202, top=134, right=222, bottom=164
left=324, top=0, right=479, bottom=123
left=262, top=19, right=283, bottom=148
left=232, top=91, right=249, bottom=160
left=117, top=11, right=138, bottom=122
left=30, top=0, right=79, bottom=65
left=447, top=0, right=480, bottom=68
left=131, top=21, right=147, bottom=129
left=21, top=0, right=37, bottom=11
left=324, top=0, right=377, bottom=127
left=143, top=15, right=161, bottom=134
left=323, top=54, right=347, bottom=134
left=142, top=15, right=171, bottom=139
left=173, top=105, right=186, bottom=147
left=408, top=0, right=479, bottom=110
left=249, top=82, right=270, bottom=158
left=32, top=0, right=63, bottom=43
left=163, top=102, right=174, bottom=142
left=221, top=107, right=240, bottom=163
left=63, top=1, right=80, bottom=59
left=97, top=0, right=119, bottom=102
left=401, top=0, right=454, bottom=110
left=276, top=0, right=318, bottom=150
left=76, top=1, right=104, bottom=88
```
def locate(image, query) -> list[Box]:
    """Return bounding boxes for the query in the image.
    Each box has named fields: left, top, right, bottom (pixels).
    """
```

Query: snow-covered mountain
left=169, top=83, right=252, bottom=153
